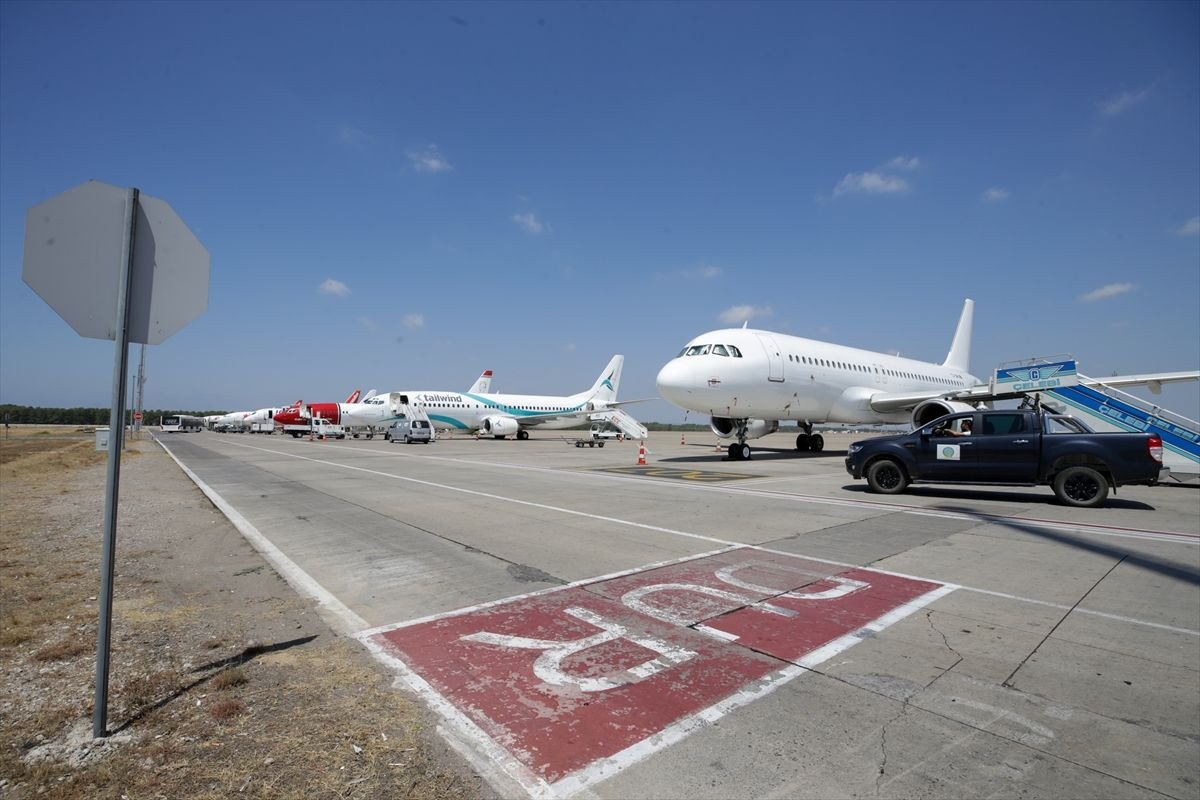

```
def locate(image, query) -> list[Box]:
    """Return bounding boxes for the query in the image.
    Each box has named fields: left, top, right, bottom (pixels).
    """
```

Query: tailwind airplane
left=655, top=299, right=1196, bottom=461
left=400, top=355, right=648, bottom=440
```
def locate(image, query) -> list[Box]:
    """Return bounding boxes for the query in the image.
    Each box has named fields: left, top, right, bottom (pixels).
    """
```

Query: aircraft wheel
left=810, top=434, right=824, bottom=452
left=517, top=430, right=529, bottom=440
left=795, top=433, right=811, bottom=451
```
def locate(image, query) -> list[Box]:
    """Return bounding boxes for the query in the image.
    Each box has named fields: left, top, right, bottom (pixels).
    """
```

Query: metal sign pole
left=93, top=187, right=138, bottom=739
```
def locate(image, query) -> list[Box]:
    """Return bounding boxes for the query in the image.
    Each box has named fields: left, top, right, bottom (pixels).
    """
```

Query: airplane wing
left=1080, top=371, right=1199, bottom=394
left=868, top=389, right=957, bottom=414
left=870, top=370, right=1200, bottom=414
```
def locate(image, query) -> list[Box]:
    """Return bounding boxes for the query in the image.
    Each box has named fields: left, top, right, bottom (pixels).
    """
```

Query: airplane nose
left=655, top=359, right=692, bottom=406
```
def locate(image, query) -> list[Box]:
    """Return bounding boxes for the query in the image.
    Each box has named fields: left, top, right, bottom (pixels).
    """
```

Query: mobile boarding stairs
left=967, top=357, right=1199, bottom=482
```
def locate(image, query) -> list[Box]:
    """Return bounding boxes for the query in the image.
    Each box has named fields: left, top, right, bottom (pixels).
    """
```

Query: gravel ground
left=0, top=428, right=487, bottom=799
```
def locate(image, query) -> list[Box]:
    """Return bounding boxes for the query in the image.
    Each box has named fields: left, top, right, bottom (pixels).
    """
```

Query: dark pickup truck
left=845, top=410, right=1166, bottom=507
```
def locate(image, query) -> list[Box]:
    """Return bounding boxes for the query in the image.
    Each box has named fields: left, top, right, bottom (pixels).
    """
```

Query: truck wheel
left=866, top=459, right=908, bottom=494
left=598, top=442, right=605, bottom=447
left=405, top=436, right=411, bottom=444
left=1053, top=466, right=1109, bottom=508
left=810, top=434, right=824, bottom=452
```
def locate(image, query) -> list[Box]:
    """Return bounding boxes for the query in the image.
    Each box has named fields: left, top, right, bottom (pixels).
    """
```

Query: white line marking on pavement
left=315, top=440, right=1198, bottom=544
left=205, top=437, right=1200, bottom=638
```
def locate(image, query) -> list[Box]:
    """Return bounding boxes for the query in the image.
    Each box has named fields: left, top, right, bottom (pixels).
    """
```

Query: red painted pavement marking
left=375, top=586, right=778, bottom=783
left=702, top=567, right=943, bottom=662
left=370, top=548, right=947, bottom=787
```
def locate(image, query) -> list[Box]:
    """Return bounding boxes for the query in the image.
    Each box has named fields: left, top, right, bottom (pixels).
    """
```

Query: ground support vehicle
left=388, top=417, right=433, bottom=444
left=574, top=422, right=623, bottom=447
left=249, top=421, right=274, bottom=434
left=303, top=420, right=345, bottom=440
left=845, top=410, right=1166, bottom=507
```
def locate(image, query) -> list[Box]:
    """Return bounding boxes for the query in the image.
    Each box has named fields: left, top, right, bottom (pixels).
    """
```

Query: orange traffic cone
left=714, top=442, right=722, bottom=452
left=680, top=432, right=686, bottom=446
left=637, top=441, right=647, bottom=466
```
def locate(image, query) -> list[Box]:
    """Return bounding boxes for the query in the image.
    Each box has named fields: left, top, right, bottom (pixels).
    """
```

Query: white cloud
left=338, top=125, right=371, bottom=148
left=318, top=278, right=350, bottom=297
left=887, top=155, right=920, bottom=171
left=563, top=341, right=577, bottom=352
left=718, top=304, right=773, bottom=324
left=833, top=171, right=909, bottom=196
left=407, top=145, right=453, bottom=173
left=982, top=187, right=1009, bottom=202
left=512, top=212, right=546, bottom=234
left=678, top=265, right=722, bottom=279
left=358, top=316, right=378, bottom=331
left=1079, top=282, right=1135, bottom=303
left=1098, top=85, right=1152, bottom=117
left=1175, top=216, right=1200, bottom=236
left=403, top=313, right=425, bottom=329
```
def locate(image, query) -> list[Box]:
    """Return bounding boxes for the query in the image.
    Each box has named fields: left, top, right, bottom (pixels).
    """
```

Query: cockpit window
left=685, top=344, right=710, bottom=356
left=711, top=344, right=729, bottom=356
left=728, top=345, right=742, bottom=357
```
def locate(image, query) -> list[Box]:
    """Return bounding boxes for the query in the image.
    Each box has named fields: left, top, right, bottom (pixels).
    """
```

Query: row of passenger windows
left=679, top=344, right=744, bottom=358
left=423, top=402, right=565, bottom=411
left=787, top=354, right=961, bottom=385
left=677, top=343, right=962, bottom=387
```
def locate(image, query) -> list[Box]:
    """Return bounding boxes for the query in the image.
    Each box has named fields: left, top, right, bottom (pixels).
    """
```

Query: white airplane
left=212, top=410, right=252, bottom=430
left=656, top=301, right=987, bottom=460
left=338, top=371, right=496, bottom=433
left=657, top=299, right=1200, bottom=461
left=400, top=355, right=648, bottom=440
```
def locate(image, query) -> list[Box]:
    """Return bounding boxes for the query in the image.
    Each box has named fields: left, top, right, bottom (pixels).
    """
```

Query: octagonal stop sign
left=22, top=180, right=209, bottom=345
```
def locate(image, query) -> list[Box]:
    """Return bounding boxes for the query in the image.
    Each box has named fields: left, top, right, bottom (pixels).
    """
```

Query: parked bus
left=160, top=414, right=203, bottom=433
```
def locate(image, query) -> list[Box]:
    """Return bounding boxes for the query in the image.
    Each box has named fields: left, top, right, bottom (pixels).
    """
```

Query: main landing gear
left=795, top=422, right=824, bottom=453
left=726, top=420, right=753, bottom=461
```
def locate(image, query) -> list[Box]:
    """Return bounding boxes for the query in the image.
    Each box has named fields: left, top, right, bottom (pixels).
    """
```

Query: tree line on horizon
left=0, top=405, right=226, bottom=426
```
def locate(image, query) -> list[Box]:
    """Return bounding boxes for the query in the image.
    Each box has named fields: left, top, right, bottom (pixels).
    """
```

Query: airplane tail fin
left=588, top=355, right=624, bottom=402
left=942, top=299, right=974, bottom=372
left=468, top=370, right=493, bottom=394
left=345, top=390, right=361, bottom=404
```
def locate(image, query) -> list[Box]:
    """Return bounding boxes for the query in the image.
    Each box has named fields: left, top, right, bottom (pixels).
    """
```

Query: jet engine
left=910, top=399, right=976, bottom=429
left=481, top=416, right=519, bottom=437
left=710, top=417, right=779, bottom=440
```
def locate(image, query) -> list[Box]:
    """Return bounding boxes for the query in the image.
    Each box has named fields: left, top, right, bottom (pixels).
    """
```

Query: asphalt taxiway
left=155, top=429, right=1200, bottom=800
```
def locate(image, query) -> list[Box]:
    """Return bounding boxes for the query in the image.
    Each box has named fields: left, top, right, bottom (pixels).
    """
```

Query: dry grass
left=32, top=640, right=91, bottom=663
left=0, top=435, right=481, bottom=800
left=209, top=667, right=248, bottom=690
left=207, top=698, right=245, bottom=722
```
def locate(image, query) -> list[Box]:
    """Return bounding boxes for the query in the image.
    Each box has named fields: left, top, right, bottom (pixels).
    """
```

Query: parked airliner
left=401, top=355, right=647, bottom=440
left=656, top=300, right=982, bottom=460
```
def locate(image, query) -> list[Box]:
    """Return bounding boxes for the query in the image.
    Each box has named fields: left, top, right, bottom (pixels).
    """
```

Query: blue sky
left=2, top=0, right=1197, bottom=422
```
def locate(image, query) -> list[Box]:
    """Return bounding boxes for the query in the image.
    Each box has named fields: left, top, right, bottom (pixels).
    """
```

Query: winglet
left=942, top=299, right=974, bottom=372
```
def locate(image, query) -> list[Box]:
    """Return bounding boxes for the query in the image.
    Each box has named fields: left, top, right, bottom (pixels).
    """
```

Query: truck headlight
left=848, top=444, right=863, bottom=454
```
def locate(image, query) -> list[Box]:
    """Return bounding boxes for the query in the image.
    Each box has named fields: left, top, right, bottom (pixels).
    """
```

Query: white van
left=311, top=420, right=346, bottom=440
left=389, top=416, right=433, bottom=444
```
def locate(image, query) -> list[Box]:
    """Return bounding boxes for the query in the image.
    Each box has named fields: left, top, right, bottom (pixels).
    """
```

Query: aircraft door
left=755, top=334, right=785, bottom=382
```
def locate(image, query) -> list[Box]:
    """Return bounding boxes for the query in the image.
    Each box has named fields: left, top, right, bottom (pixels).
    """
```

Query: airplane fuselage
left=656, top=328, right=979, bottom=424
left=408, top=390, right=594, bottom=431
